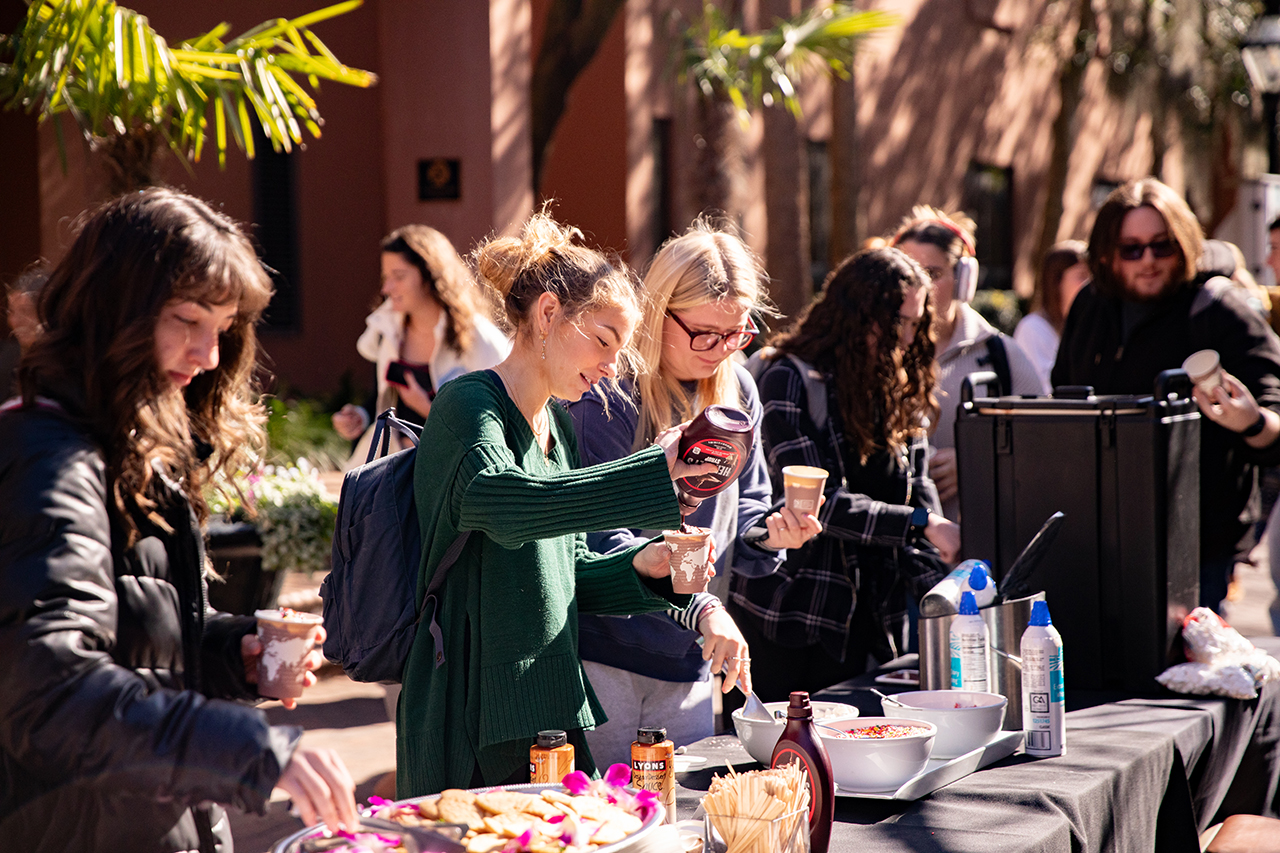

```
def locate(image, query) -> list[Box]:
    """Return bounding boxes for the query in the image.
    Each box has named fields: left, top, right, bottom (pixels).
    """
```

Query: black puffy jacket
left=0, top=399, right=300, bottom=853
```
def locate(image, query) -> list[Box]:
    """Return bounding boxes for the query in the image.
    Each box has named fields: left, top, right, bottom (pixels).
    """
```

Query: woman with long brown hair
left=730, top=247, right=959, bottom=699
left=332, top=224, right=509, bottom=458
left=0, top=188, right=357, bottom=851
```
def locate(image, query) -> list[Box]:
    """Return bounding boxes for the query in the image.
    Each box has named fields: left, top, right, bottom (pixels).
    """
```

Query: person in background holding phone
left=332, top=225, right=510, bottom=462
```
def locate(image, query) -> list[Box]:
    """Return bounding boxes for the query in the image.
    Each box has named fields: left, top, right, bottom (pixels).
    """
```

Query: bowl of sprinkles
left=817, top=717, right=937, bottom=793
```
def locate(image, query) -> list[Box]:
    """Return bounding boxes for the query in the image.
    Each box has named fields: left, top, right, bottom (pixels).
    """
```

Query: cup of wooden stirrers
left=701, top=763, right=811, bottom=853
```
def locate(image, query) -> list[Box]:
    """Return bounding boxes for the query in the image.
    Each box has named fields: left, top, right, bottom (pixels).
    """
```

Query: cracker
left=415, top=799, right=440, bottom=821
left=465, top=833, right=507, bottom=853
left=476, top=790, right=540, bottom=816
left=481, top=811, right=537, bottom=838
left=437, top=791, right=486, bottom=830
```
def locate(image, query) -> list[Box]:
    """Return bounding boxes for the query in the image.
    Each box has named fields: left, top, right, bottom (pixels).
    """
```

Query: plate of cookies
left=272, top=783, right=664, bottom=853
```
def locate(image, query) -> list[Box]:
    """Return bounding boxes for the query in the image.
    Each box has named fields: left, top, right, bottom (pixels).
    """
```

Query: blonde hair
left=631, top=221, right=773, bottom=450
left=474, top=210, right=642, bottom=369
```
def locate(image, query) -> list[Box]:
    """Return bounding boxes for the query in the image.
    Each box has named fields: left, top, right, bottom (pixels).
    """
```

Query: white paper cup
left=254, top=609, right=323, bottom=699
left=664, top=527, right=712, bottom=594
left=782, top=465, right=828, bottom=515
left=1183, top=349, right=1223, bottom=392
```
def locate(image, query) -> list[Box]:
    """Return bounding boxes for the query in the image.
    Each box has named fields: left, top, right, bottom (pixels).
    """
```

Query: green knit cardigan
left=397, top=372, right=686, bottom=794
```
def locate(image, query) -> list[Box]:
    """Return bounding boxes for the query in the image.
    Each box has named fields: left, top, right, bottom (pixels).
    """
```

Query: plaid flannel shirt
left=730, top=355, right=946, bottom=662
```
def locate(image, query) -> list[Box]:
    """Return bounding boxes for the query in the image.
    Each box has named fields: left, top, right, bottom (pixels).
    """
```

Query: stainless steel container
left=918, top=612, right=955, bottom=691
left=981, top=592, right=1045, bottom=731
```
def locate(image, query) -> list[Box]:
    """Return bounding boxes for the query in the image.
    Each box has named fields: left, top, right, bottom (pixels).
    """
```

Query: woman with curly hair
left=396, top=212, right=715, bottom=795
left=0, top=188, right=357, bottom=852
left=730, top=247, right=959, bottom=699
left=332, top=225, right=510, bottom=458
left=566, top=222, right=821, bottom=768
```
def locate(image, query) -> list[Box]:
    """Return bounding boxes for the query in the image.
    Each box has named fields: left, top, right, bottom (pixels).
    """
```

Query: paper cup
left=664, top=527, right=713, bottom=594
left=782, top=465, right=828, bottom=515
left=254, top=609, right=323, bottom=699
left=1182, top=349, right=1223, bottom=392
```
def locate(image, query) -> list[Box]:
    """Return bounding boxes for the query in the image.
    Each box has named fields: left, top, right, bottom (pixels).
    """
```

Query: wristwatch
left=1242, top=410, right=1268, bottom=438
left=909, top=505, right=930, bottom=540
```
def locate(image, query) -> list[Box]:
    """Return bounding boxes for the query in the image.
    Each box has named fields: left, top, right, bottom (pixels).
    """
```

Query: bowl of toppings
left=816, top=717, right=937, bottom=793
left=880, top=690, right=1007, bottom=759
left=731, top=701, right=860, bottom=765
left=272, top=765, right=663, bottom=852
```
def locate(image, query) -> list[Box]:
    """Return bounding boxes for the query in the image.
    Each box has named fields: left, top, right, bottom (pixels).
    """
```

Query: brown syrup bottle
left=676, top=405, right=754, bottom=511
left=770, top=691, right=835, bottom=853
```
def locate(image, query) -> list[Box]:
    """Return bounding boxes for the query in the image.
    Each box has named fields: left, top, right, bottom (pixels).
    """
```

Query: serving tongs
left=298, top=818, right=467, bottom=853
left=995, top=511, right=1065, bottom=603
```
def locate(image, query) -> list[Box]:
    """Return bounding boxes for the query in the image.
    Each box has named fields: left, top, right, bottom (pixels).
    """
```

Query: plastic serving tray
left=834, top=729, right=1023, bottom=801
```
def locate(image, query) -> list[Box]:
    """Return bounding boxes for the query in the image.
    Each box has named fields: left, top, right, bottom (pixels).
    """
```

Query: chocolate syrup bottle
left=676, top=405, right=754, bottom=510
left=770, top=691, right=834, bottom=853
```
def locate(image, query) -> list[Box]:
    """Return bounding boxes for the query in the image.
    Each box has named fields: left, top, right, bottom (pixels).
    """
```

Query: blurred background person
left=1014, top=240, right=1089, bottom=391
left=0, top=188, right=357, bottom=852
left=0, top=262, right=47, bottom=392
left=730, top=247, right=956, bottom=700
left=892, top=207, right=1045, bottom=522
left=1053, top=177, right=1280, bottom=612
left=567, top=222, right=820, bottom=767
left=332, top=225, right=509, bottom=464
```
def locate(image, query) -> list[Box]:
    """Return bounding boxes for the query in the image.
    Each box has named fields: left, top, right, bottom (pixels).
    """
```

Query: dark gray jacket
left=0, top=399, right=298, bottom=853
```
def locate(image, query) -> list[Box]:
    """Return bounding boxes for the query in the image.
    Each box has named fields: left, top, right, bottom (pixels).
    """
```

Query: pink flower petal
left=604, top=763, right=632, bottom=788
left=562, top=770, right=591, bottom=795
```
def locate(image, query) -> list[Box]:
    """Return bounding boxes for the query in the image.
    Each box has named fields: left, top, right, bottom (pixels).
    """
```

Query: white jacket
left=356, top=298, right=511, bottom=417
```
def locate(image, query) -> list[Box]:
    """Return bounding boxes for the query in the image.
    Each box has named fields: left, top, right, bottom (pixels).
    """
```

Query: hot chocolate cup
left=1183, top=349, right=1223, bottom=393
left=782, top=465, right=828, bottom=515
left=664, top=527, right=713, bottom=594
left=254, top=609, right=323, bottom=699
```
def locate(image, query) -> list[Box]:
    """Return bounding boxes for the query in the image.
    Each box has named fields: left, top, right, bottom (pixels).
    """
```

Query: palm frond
left=0, top=0, right=377, bottom=185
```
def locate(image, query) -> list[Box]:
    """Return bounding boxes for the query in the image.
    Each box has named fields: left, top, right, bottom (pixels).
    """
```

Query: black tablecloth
left=674, top=637, right=1280, bottom=853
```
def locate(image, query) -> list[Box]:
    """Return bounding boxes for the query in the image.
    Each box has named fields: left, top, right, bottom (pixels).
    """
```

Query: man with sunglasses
left=1053, top=177, right=1280, bottom=611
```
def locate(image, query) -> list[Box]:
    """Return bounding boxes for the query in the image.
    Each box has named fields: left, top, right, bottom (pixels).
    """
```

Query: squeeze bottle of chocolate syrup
left=676, top=405, right=754, bottom=510
left=770, top=691, right=834, bottom=853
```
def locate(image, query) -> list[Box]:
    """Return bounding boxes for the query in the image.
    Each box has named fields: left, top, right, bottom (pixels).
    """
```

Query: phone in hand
left=385, top=360, right=436, bottom=399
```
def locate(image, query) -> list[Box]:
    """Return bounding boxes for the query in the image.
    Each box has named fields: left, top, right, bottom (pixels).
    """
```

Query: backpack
left=744, top=348, right=829, bottom=430
left=320, top=408, right=470, bottom=683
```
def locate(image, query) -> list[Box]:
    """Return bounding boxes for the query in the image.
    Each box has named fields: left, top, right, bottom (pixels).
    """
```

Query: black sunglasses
left=1116, top=238, right=1178, bottom=261
left=666, top=310, right=759, bottom=352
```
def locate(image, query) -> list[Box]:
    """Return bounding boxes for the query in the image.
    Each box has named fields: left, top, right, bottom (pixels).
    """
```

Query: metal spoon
left=870, top=687, right=910, bottom=708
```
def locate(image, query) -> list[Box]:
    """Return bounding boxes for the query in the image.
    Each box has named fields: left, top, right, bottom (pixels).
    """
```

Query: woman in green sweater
left=397, top=213, right=712, bottom=795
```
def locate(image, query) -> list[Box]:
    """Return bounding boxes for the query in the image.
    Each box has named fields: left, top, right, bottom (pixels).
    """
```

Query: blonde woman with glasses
left=566, top=222, right=821, bottom=768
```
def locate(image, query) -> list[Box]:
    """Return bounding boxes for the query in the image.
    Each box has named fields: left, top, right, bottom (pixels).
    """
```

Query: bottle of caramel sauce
left=676, top=405, right=754, bottom=511
left=529, top=730, right=575, bottom=783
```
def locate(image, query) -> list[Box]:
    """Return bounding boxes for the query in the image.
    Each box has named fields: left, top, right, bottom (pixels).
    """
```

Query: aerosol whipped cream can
left=1020, top=599, right=1065, bottom=757
left=950, top=591, right=989, bottom=692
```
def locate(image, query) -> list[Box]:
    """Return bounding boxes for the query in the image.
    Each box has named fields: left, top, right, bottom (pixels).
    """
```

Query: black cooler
left=955, top=371, right=1200, bottom=692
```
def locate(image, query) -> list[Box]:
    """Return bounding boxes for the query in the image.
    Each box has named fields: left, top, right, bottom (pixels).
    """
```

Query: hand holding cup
left=245, top=609, right=326, bottom=707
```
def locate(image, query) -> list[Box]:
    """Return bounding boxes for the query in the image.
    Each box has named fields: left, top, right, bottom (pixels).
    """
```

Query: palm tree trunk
left=763, top=99, right=811, bottom=320
left=829, top=73, right=860, bottom=268
left=92, top=127, right=162, bottom=195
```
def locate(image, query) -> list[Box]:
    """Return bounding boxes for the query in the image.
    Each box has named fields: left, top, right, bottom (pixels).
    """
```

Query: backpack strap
left=984, top=335, right=1013, bottom=396
left=367, top=407, right=423, bottom=464
left=784, top=354, right=829, bottom=432
left=417, top=529, right=473, bottom=669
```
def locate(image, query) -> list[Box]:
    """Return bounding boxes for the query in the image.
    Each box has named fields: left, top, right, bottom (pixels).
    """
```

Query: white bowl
left=731, top=701, right=860, bottom=765
left=880, top=690, right=1007, bottom=759
left=817, top=717, right=937, bottom=792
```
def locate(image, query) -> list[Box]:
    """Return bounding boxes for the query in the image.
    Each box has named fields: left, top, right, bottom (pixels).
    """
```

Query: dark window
left=961, top=162, right=1014, bottom=291
left=653, top=118, right=673, bottom=247
left=1091, top=179, right=1121, bottom=211
left=809, top=139, right=831, bottom=292
left=252, top=128, right=300, bottom=331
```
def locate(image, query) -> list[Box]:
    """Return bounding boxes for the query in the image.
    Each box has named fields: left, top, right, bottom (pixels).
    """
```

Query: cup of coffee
left=782, top=465, right=828, bottom=515
left=1182, top=349, right=1223, bottom=393
left=664, top=527, right=713, bottom=594
left=254, top=608, right=324, bottom=699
